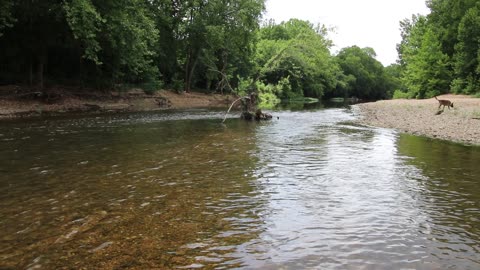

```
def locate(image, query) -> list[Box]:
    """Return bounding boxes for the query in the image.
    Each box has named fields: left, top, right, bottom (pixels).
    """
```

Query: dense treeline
left=8, top=1, right=471, bottom=103
left=395, top=0, right=480, bottom=98
left=0, top=0, right=265, bottom=94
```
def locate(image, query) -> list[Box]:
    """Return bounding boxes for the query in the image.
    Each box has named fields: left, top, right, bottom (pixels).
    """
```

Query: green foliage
left=169, top=74, right=185, bottom=93
left=255, top=19, right=338, bottom=99
left=392, top=90, right=414, bottom=99
left=236, top=76, right=255, bottom=97
left=384, top=64, right=404, bottom=95
left=255, top=81, right=281, bottom=108
left=427, top=0, right=478, bottom=58
left=0, top=0, right=15, bottom=37
left=140, top=78, right=164, bottom=94
left=452, top=3, right=480, bottom=94
left=397, top=0, right=480, bottom=98
left=100, top=0, right=159, bottom=82
left=64, top=0, right=104, bottom=64
left=0, top=0, right=160, bottom=88
left=0, top=0, right=397, bottom=103
left=157, top=0, right=265, bottom=92
left=401, top=26, right=451, bottom=98
left=276, top=76, right=300, bottom=100
left=335, top=46, right=392, bottom=100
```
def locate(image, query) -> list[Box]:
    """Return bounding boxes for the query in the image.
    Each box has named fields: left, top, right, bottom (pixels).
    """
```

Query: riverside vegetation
left=0, top=1, right=412, bottom=103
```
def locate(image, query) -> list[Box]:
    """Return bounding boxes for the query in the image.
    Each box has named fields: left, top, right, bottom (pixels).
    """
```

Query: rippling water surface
left=1, top=106, right=479, bottom=269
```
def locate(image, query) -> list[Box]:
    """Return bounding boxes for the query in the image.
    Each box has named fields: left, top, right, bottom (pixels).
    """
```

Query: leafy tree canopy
left=336, top=46, right=392, bottom=100
left=395, top=0, right=480, bottom=98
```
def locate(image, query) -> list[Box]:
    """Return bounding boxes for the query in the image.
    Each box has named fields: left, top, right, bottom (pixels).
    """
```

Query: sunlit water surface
left=1, top=105, right=479, bottom=269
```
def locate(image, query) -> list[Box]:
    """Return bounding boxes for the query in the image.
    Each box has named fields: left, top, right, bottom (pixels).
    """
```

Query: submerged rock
left=90, top=241, right=114, bottom=253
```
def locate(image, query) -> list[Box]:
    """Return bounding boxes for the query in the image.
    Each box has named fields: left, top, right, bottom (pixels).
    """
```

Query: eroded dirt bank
left=0, top=86, right=236, bottom=119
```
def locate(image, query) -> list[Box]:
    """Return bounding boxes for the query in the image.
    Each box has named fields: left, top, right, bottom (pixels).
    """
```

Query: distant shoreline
left=354, top=95, right=480, bottom=146
left=2, top=88, right=479, bottom=146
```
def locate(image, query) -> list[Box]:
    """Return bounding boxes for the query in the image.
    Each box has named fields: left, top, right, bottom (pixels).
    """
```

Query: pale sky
left=264, top=0, right=430, bottom=66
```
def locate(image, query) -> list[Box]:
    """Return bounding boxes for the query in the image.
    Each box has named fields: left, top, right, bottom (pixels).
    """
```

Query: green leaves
left=64, top=0, right=160, bottom=83
left=102, top=0, right=159, bottom=78
left=336, top=46, right=391, bottom=100
left=255, top=19, right=336, bottom=99
left=64, top=0, right=103, bottom=64
left=453, top=3, right=480, bottom=93
left=0, top=0, right=409, bottom=99
left=397, top=0, right=480, bottom=97
left=401, top=25, right=451, bottom=98
left=0, top=0, right=15, bottom=37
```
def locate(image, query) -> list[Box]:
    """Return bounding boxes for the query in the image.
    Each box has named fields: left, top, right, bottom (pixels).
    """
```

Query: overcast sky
left=263, top=0, right=430, bottom=66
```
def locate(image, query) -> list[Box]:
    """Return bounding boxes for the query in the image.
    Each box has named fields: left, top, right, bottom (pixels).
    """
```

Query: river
left=1, top=104, right=479, bottom=269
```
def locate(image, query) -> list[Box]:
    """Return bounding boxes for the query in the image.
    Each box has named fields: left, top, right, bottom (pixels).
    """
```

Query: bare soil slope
left=0, top=86, right=235, bottom=119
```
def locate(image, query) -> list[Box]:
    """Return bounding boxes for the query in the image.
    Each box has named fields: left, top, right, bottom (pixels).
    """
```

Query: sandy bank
left=354, top=95, right=480, bottom=145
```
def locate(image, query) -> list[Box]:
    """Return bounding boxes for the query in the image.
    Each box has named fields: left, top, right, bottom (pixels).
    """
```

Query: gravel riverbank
left=354, top=95, right=480, bottom=146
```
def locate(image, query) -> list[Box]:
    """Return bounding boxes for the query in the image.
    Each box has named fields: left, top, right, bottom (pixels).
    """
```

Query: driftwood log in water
left=222, top=92, right=273, bottom=122
left=239, top=93, right=272, bottom=121
left=241, top=109, right=272, bottom=120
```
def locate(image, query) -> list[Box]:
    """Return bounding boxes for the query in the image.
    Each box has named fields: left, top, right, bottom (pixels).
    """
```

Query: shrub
left=392, top=90, right=413, bottom=99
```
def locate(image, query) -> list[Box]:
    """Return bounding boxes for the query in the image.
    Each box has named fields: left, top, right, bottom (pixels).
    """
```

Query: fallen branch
left=222, top=96, right=250, bottom=123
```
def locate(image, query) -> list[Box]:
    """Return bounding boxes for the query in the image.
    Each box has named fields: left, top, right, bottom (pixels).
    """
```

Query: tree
left=398, top=0, right=480, bottom=97
left=0, top=0, right=160, bottom=89
left=336, top=46, right=391, bottom=100
left=255, top=19, right=338, bottom=99
left=200, top=0, right=265, bottom=93
left=0, top=0, right=14, bottom=37
left=397, top=13, right=452, bottom=98
left=397, top=14, right=425, bottom=67
left=452, top=3, right=480, bottom=94
left=152, top=0, right=265, bottom=92
left=0, top=0, right=72, bottom=88
left=402, top=27, right=451, bottom=98
left=384, top=64, right=405, bottom=97
left=427, top=0, right=477, bottom=58
left=64, top=0, right=103, bottom=65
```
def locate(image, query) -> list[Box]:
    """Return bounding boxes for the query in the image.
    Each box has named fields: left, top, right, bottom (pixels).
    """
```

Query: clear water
left=0, top=106, right=479, bottom=269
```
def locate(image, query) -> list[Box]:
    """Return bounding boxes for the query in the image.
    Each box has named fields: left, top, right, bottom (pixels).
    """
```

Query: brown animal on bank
left=435, top=96, right=453, bottom=111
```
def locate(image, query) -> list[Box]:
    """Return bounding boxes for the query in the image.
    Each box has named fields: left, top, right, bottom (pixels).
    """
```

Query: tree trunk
left=184, top=50, right=191, bottom=92
left=28, top=59, right=33, bottom=87
left=219, top=51, right=228, bottom=94
left=37, top=61, right=44, bottom=90
left=37, top=47, right=47, bottom=90
left=184, top=49, right=198, bottom=92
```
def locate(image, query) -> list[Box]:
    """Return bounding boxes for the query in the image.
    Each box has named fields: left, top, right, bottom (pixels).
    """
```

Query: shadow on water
left=396, top=134, right=480, bottom=245
left=397, top=133, right=480, bottom=183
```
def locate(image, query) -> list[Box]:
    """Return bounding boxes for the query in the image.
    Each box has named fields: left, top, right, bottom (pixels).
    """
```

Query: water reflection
left=396, top=134, right=480, bottom=267
left=237, top=110, right=479, bottom=269
left=0, top=108, right=479, bottom=269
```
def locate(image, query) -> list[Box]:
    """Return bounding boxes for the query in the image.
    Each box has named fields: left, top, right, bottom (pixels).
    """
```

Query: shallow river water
left=1, top=105, right=479, bottom=269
